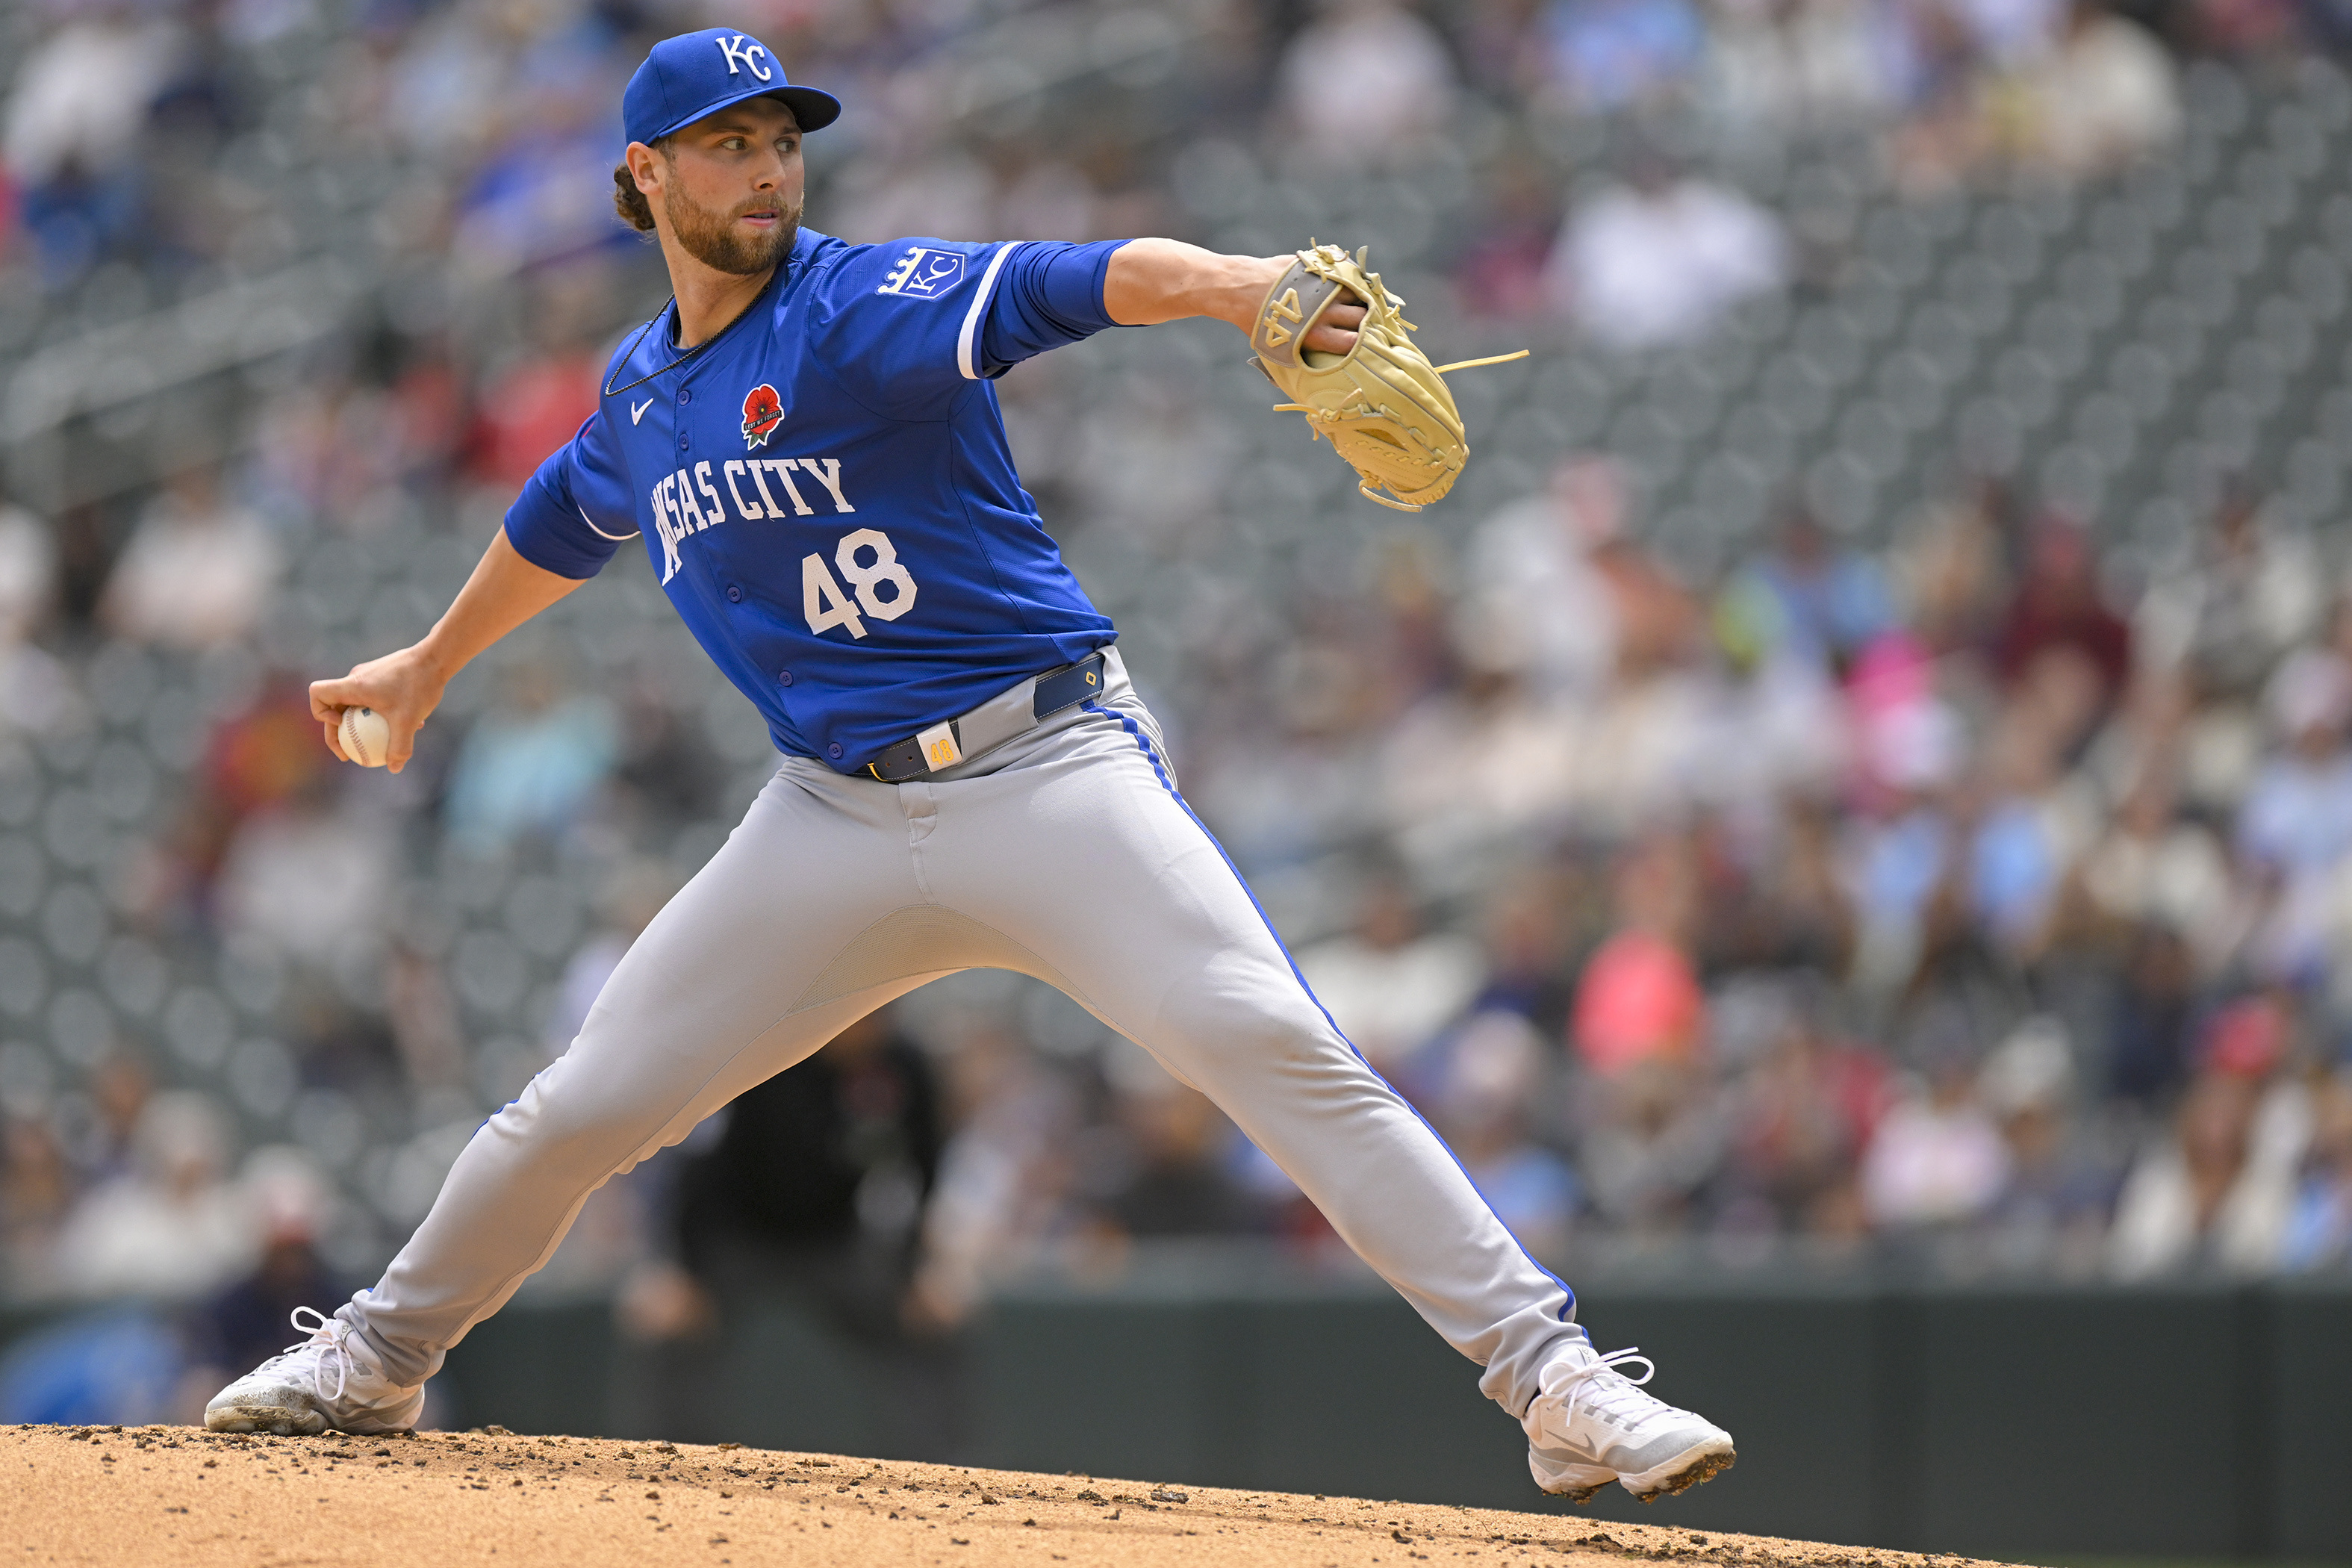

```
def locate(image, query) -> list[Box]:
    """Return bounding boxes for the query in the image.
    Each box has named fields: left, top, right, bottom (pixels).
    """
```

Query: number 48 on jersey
left=803, top=527, right=917, bottom=638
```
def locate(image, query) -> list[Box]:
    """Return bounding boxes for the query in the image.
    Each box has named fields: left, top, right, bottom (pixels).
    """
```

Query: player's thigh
left=927, top=715, right=1341, bottom=1079
left=530, top=765, right=928, bottom=1141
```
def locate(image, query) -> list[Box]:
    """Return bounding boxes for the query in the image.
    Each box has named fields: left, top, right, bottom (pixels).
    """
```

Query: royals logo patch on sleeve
left=876, top=246, right=965, bottom=299
left=741, top=384, right=784, bottom=449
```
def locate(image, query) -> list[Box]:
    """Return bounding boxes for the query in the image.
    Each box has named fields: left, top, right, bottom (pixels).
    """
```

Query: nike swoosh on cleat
left=631, top=399, right=654, bottom=425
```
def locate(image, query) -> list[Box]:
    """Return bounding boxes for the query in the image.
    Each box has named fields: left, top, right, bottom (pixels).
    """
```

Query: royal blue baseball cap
left=622, top=28, right=841, bottom=147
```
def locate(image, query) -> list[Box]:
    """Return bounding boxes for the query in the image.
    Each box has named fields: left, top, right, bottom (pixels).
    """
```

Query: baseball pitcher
left=204, top=27, right=1734, bottom=1505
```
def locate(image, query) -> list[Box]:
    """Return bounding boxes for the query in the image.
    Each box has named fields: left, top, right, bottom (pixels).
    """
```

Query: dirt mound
left=1, top=1424, right=2017, bottom=1568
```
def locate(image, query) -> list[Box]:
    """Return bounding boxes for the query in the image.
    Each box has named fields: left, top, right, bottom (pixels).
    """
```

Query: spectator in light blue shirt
left=442, top=658, right=619, bottom=853
left=2278, top=1072, right=2352, bottom=1272
left=2238, top=649, right=2352, bottom=880
left=1717, top=509, right=1898, bottom=680
left=1540, top=0, right=1708, bottom=111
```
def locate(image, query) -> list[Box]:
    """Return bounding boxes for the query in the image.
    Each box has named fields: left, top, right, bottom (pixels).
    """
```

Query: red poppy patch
left=741, top=383, right=784, bottom=449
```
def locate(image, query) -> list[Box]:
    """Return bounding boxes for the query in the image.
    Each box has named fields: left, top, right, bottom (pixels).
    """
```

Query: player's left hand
left=1254, top=254, right=1366, bottom=354
left=1303, top=293, right=1366, bottom=355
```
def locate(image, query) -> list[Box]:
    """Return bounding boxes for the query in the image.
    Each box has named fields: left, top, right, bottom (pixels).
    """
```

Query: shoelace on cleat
left=276, top=1306, right=356, bottom=1404
left=1539, top=1345, right=1667, bottom=1434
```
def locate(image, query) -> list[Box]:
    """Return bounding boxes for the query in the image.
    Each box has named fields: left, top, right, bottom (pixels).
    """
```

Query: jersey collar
left=659, top=227, right=821, bottom=353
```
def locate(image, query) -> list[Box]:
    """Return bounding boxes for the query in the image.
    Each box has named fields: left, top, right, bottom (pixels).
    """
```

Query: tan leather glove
left=1250, top=243, right=1525, bottom=513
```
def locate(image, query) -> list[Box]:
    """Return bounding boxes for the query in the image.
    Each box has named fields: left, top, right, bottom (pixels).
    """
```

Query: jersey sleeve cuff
left=971, top=239, right=1131, bottom=378
left=503, top=476, right=621, bottom=581
left=956, top=244, right=1024, bottom=382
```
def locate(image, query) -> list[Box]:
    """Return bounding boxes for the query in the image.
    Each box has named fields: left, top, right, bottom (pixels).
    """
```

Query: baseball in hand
left=338, top=706, right=393, bottom=768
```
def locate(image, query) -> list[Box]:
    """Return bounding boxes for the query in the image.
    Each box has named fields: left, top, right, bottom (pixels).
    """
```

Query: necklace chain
left=599, top=305, right=703, bottom=400
left=599, top=269, right=781, bottom=401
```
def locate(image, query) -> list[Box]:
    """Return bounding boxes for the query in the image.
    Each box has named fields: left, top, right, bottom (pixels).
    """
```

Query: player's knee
left=1157, top=984, right=1352, bottom=1078
left=482, top=1061, right=662, bottom=1169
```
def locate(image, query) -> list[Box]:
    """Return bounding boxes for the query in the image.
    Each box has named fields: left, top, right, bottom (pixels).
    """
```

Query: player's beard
left=665, top=183, right=801, bottom=276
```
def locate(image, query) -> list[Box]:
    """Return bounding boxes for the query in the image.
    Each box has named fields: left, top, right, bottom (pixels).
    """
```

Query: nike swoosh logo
left=630, top=399, right=653, bottom=425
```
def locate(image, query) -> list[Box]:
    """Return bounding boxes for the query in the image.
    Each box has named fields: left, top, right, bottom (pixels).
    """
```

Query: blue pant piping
left=1082, top=700, right=1576, bottom=1323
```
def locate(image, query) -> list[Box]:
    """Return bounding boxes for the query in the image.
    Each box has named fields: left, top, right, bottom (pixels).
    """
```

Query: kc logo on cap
left=623, top=27, right=842, bottom=148
left=714, top=33, right=773, bottom=81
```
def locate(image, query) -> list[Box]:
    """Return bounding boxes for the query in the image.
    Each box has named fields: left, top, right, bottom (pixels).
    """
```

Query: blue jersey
left=503, top=228, right=1130, bottom=771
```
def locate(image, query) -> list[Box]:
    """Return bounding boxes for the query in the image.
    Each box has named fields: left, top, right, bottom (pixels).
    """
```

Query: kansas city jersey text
left=503, top=229, right=1129, bottom=772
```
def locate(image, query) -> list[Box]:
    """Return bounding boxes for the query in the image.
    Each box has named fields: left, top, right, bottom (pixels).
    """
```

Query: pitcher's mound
left=1, top=1424, right=2015, bottom=1568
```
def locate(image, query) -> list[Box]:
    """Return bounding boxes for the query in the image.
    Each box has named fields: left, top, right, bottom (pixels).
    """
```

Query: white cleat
left=1523, top=1337, right=1735, bottom=1504
left=205, top=1307, right=426, bottom=1436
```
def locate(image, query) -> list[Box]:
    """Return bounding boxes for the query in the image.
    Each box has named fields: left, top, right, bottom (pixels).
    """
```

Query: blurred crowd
left=2, top=0, right=2351, bottom=1427
left=1179, top=460, right=2352, bottom=1284
left=0, top=0, right=2215, bottom=340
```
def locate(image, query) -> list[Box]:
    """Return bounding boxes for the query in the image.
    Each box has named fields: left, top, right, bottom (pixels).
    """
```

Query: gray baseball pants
left=340, top=650, right=1582, bottom=1416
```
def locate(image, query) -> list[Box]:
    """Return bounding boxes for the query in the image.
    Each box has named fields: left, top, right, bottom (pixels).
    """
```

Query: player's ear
left=625, top=140, right=665, bottom=199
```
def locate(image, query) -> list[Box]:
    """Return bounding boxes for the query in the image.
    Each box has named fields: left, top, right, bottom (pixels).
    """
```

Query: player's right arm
left=308, top=532, right=586, bottom=772
left=311, top=399, right=634, bottom=772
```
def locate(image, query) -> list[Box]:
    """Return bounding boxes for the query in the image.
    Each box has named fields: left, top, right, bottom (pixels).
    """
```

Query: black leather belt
left=865, top=652, right=1107, bottom=783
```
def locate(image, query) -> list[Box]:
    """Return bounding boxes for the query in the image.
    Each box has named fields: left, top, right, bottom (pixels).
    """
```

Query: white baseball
left=338, top=706, right=393, bottom=768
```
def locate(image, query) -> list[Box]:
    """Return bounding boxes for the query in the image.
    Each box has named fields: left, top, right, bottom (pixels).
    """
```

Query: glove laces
left=280, top=1306, right=355, bottom=1405
left=1540, top=1344, right=1660, bottom=1430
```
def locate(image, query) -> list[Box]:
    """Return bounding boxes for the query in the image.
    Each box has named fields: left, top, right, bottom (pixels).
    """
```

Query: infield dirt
left=1, top=1424, right=2018, bottom=1568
